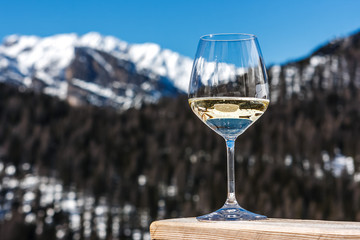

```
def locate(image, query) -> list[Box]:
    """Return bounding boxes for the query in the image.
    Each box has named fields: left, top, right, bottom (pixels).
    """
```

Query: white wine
left=189, top=97, right=269, bottom=139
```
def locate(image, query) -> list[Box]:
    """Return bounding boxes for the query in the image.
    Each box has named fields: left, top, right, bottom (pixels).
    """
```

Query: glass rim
left=200, top=33, right=257, bottom=42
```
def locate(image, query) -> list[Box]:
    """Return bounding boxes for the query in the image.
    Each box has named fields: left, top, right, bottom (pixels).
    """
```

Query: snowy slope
left=268, top=31, right=360, bottom=102
left=0, top=32, right=193, bottom=108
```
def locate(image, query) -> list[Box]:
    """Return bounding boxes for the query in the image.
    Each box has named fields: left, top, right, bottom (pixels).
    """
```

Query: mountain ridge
left=1, top=31, right=360, bottom=109
left=0, top=32, right=192, bottom=109
left=268, top=30, right=360, bottom=102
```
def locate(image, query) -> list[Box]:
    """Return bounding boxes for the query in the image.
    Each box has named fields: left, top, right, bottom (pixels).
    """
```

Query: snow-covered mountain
left=0, top=32, right=193, bottom=109
left=268, top=30, right=360, bottom=102
left=1, top=30, right=360, bottom=109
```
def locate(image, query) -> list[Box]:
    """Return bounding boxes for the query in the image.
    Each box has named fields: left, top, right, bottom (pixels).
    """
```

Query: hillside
left=0, top=33, right=192, bottom=109
left=0, top=81, right=360, bottom=239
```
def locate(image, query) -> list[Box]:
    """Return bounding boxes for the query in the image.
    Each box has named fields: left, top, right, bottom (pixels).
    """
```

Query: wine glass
left=188, top=33, right=269, bottom=221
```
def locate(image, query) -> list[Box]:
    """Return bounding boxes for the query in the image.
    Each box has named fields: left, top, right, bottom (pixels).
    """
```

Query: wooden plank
left=150, top=218, right=360, bottom=240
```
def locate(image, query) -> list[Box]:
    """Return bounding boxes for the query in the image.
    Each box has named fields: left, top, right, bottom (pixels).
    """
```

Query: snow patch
left=310, top=55, right=327, bottom=66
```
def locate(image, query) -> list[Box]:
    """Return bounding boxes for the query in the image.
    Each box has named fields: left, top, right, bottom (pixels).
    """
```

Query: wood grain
left=150, top=218, right=360, bottom=240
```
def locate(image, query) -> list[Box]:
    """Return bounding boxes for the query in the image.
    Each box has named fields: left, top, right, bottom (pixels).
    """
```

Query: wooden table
left=150, top=218, right=360, bottom=239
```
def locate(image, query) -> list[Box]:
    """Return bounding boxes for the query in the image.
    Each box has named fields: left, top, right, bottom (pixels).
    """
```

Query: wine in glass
left=188, top=33, right=269, bottom=221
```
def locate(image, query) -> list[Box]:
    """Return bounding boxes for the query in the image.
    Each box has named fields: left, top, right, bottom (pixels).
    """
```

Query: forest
left=0, top=79, right=360, bottom=239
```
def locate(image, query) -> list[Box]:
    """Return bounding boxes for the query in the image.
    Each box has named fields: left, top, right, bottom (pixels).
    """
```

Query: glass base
left=196, top=203, right=267, bottom=221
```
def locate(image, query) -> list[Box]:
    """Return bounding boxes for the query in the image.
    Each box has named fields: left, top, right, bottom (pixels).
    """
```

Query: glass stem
left=226, top=139, right=237, bottom=205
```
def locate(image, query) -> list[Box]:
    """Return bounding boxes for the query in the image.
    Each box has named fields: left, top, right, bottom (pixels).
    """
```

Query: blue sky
left=1, top=0, right=359, bottom=65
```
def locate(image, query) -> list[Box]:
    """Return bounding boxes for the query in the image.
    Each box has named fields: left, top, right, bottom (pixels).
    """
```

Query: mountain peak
left=78, top=32, right=128, bottom=53
left=0, top=32, right=192, bottom=109
left=311, top=31, right=360, bottom=57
